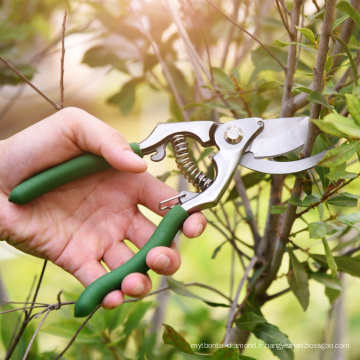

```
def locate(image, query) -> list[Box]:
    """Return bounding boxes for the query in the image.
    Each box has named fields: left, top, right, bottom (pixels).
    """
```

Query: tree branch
left=224, top=256, right=258, bottom=345
left=60, top=11, right=67, bottom=109
left=204, top=0, right=286, bottom=72
left=0, top=57, right=60, bottom=111
left=255, top=0, right=337, bottom=297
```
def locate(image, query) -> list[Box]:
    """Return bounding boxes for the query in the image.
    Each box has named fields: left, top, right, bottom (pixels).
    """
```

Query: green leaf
left=333, top=34, right=358, bottom=86
left=288, top=197, right=303, bottom=207
left=270, top=205, right=288, bottom=214
left=338, top=212, right=360, bottom=226
left=253, top=323, right=294, bottom=360
left=327, top=192, right=358, bottom=207
left=312, top=116, right=351, bottom=138
left=308, top=271, right=343, bottom=290
left=0, top=64, right=36, bottom=86
left=302, top=194, right=321, bottom=207
left=318, top=142, right=359, bottom=167
left=166, top=277, right=230, bottom=307
left=212, top=67, right=234, bottom=90
left=295, top=26, right=316, bottom=45
left=336, top=1, right=360, bottom=29
left=123, top=301, right=153, bottom=337
left=313, top=112, right=360, bottom=139
left=311, top=254, right=360, bottom=277
left=162, top=324, right=195, bottom=355
left=322, top=238, right=338, bottom=276
left=309, top=221, right=327, bottom=239
left=325, top=164, right=354, bottom=182
left=307, top=91, right=332, bottom=111
left=235, top=312, right=267, bottom=332
left=239, top=355, right=257, bottom=360
left=325, top=286, right=342, bottom=304
left=272, top=39, right=293, bottom=47
left=211, top=347, right=239, bottom=360
left=258, top=80, right=281, bottom=92
left=82, top=46, right=127, bottom=72
left=168, top=64, right=190, bottom=98
left=107, top=78, right=143, bottom=115
left=304, top=172, right=312, bottom=196
left=332, top=15, right=349, bottom=31
left=293, top=86, right=313, bottom=95
left=288, top=248, right=310, bottom=311
left=345, top=94, right=360, bottom=127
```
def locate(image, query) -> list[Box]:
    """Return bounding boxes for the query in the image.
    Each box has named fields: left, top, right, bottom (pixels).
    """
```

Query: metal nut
left=224, top=126, right=243, bottom=144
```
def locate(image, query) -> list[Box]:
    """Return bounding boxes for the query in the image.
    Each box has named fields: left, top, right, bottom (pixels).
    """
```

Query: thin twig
left=22, top=308, right=51, bottom=360
left=0, top=57, right=60, bottom=110
left=128, top=1, right=190, bottom=121
left=5, top=261, right=48, bottom=360
left=165, top=0, right=211, bottom=100
left=224, top=256, right=258, bottom=345
left=54, top=305, right=100, bottom=360
left=204, top=0, right=286, bottom=72
left=255, top=0, right=338, bottom=297
left=60, top=11, right=67, bottom=109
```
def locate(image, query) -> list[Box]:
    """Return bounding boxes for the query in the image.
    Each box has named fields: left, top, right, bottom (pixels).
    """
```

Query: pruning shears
left=8, top=116, right=326, bottom=317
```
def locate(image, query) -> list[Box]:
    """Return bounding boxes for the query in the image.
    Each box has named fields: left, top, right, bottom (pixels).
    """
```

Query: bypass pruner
left=8, top=116, right=327, bottom=317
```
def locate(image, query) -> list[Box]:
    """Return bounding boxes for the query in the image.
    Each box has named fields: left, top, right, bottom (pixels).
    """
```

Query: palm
left=1, top=169, right=171, bottom=286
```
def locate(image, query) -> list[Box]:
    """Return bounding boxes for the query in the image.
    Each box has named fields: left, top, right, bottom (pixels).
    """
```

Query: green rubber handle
left=9, top=143, right=143, bottom=205
left=74, top=205, right=189, bottom=317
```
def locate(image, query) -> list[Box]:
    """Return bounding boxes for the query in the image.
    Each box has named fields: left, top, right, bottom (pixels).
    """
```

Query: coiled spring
left=171, top=134, right=213, bottom=192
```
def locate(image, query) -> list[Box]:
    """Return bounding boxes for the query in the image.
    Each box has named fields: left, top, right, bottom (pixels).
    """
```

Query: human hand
left=0, top=107, right=206, bottom=309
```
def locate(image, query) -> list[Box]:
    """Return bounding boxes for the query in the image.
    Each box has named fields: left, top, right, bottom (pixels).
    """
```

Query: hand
left=0, top=107, right=206, bottom=309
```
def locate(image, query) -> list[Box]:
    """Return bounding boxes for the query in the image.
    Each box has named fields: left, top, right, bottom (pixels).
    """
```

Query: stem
left=60, top=11, right=67, bottom=109
left=0, top=57, right=60, bottom=111
left=22, top=308, right=51, bottom=360
left=204, top=0, right=286, bottom=72
left=54, top=306, right=100, bottom=360
left=5, top=261, right=47, bottom=360
left=224, top=256, right=258, bottom=345
left=255, top=0, right=338, bottom=297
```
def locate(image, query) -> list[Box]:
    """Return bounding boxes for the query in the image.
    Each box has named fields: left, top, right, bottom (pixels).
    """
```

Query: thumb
left=59, top=107, right=147, bottom=173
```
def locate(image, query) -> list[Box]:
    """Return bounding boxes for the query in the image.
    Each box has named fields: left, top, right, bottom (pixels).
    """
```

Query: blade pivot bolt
left=224, top=126, right=243, bottom=144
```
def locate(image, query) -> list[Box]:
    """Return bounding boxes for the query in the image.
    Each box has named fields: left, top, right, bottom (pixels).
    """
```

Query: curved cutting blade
left=239, top=150, right=327, bottom=175
left=246, top=117, right=309, bottom=158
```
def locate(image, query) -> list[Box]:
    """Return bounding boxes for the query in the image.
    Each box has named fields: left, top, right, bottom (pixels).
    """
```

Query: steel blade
left=246, top=117, right=309, bottom=158
left=239, top=150, right=327, bottom=175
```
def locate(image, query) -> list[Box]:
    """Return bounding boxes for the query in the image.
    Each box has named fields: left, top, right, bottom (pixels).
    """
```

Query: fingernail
left=131, top=282, right=145, bottom=296
left=153, top=254, right=171, bottom=270
left=124, top=149, right=147, bottom=167
left=194, top=224, right=204, bottom=238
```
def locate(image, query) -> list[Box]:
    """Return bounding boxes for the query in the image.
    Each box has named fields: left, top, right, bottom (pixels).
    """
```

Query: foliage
left=2, top=0, right=360, bottom=359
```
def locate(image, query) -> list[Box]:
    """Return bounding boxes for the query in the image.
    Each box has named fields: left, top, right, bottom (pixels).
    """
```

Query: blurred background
left=1, top=0, right=360, bottom=359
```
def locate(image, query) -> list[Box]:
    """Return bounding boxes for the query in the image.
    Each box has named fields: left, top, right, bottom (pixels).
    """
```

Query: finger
left=121, top=273, right=152, bottom=298
left=59, top=108, right=147, bottom=173
left=69, top=259, right=125, bottom=309
left=182, top=212, right=207, bottom=238
left=137, top=173, right=180, bottom=216
left=2, top=107, right=147, bottom=187
left=146, top=242, right=181, bottom=275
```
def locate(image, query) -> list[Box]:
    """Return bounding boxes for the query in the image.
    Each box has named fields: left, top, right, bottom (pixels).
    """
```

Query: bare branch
left=256, top=0, right=338, bottom=297
left=234, top=172, right=261, bottom=247
left=22, top=309, right=51, bottom=360
left=128, top=1, right=191, bottom=121
left=0, top=57, right=60, bottom=111
left=205, top=0, right=286, bottom=72
left=60, top=11, right=67, bottom=109
left=224, top=256, right=258, bottom=345
left=54, top=306, right=100, bottom=360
